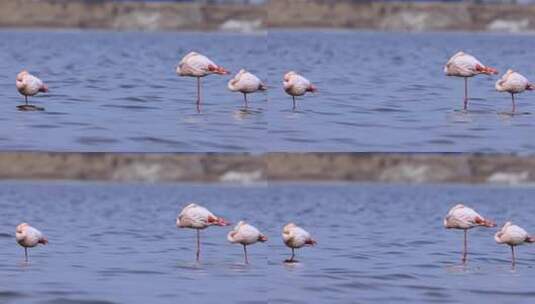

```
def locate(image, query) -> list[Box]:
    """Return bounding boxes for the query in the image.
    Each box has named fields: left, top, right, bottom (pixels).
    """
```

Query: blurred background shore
left=1, top=153, right=535, bottom=184
left=2, top=0, right=535, bottom=32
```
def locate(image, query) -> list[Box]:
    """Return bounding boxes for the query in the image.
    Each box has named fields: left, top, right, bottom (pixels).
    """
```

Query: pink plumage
left=444, top=51, right=497, bottom=110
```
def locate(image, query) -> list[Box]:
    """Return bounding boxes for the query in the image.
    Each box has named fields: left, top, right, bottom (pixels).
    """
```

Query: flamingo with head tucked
left=282, top=223, right=316, bottom=263
left=228, top=69, right=267, bottom=107
left=444, top=204, right=495, bottom=264
left=176, top=52, right=229, bottom=111
left=444, top=51, right=498, bottom=110
left=495, top=221, right=534, bottom=268
left=227, top=221, right=267, bottom=264
left=495, top=69, right=534, bottom=113
left=176, top=203, right=229, bottom=262
left=16, top=223, right=48, bottom=262
left=16, top=70, right=48, bottom=111
left=283, top=71, right=317, bottom=110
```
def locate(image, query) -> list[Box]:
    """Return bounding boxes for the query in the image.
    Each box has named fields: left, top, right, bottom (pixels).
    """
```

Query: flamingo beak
left=258, top=235, right=268, bottom=242
left=476, top=64, right=498, bottom=76
left=305, top=239, right=317, bottom=246
left=208, top=65, right=230, bottom=75
left=40, top=85, right=49, bottom=93
left=217, top=217, right=230, bottom=226
left=308, top=85, right=318, bottom=94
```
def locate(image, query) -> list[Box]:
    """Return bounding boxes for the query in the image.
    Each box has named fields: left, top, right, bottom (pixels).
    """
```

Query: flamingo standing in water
left=495, top=222, right=535, bottom=267
left=16, top=70, right=49, bottom=111
left=176, top=203, right=229, bottom=262
left=282, top=223, right=316, bottom=263
left=283, top=71, right=317, bottom=110
left=444, top=204, right=496, bottom=264
left=227, top=221, right=268, bottom=264
left=495, top=69, right=534, bottom=113
left=15, top=223, right=48, bottom=262
left=176, top=52, right=229, bottom=111
left=444, top=51, right=498, bottom=110
left=228, top=69, right=267, bottom=107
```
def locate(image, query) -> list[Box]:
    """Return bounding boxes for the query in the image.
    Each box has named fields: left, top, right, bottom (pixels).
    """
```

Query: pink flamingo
left=495, top=69, right=534, bottom=113
left=227, top=221, right=267, bottom=264
left=176, top=203, right=229, bottom=262
left=282, top=223, right=316, bottom=263
left=16, top=223, right=48, bottom=262
left=495, top=222, right=535, bottom=268
left=444, top=204, right=495, bottom=264
left=444, top=51, right=498, bottom=110
left=228, top=69, right=267, bottom=107
left=16, top=70, right=48, bottom=111
left=176, top=52, right=229, bottom=110
left=283, top=71, right=317, bottom=110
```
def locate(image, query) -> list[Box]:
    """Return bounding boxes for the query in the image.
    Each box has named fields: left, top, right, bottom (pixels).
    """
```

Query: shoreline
left=2, top=1, right=535, bottom=32
left=0, top=0, right=266, bottom=32
left=2, top=27, right=535, bottom=35
left=0, top=153, right=534, bottom=185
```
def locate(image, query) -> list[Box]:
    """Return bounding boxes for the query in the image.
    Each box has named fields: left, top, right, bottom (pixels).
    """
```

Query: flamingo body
left=176, top=203, right=228, bottom=229
left=495, top=222, right=533, bottom=246
left=495, top=70, right=533, bottom=94
left=444, top=204, right=494, bottom=230
left=444, top=51, right=497, bottom=110
left=228, top=221, right=267, bottom=264
left=228, top=221, right=267, bottom=245
left=495, top=222, right=535, bottom=267
left=176, top=52, right=229, bottom=111
left=444, top=52, right=496, bottom=77
left=228, top=69, right=266, bottom=94
left=16, top=223, right=48, bottom=262
left=176, top=203, right=229, bottom=262
left=176, top=52, right=228, bottom=77
left=282, top=223, right=315, bottom=248
left=16, top=70, right=48, bottom=109
left=444, top=204, right=495, bottom=264
left=495, top=69, right=533, bottom=113
left=16, top=70, right=48, bottom=97
left=283, top=71, right=317, bottom=110
left=228, top=69, right=266, bottom=106
left=282, top=223, right=316, bottom=263
left=283, top=71, right=315, bottom=97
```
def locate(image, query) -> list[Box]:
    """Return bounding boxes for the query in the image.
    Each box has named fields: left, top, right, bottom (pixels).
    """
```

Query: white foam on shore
left=219, top=170, right=264, bottom=184
left=487, top=171, right=530, bottom=185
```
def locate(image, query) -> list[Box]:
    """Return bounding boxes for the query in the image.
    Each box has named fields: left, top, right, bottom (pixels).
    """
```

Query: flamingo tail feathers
left=475, top=64, right=498, bottom=75
left=475, top=217, right=496, bottom=228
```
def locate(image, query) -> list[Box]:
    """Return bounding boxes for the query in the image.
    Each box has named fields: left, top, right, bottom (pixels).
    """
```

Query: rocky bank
left=0, top=153, right=534, bottom=185
left=2, top=0, right=535, bottom=32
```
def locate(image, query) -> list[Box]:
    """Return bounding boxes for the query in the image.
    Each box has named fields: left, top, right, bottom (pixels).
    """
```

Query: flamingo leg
left=196, top=229, right=201, bottom=263
left=462, top=229, right=468, bottom=264
left=24, top=248, right=28, bottom=262
left=285, top=248, right=296, bottom=263
left=292, top=96, right=296, bottom=110
left=463, top=77, right=468, bottom=110
left=243, top=244, right=249, bottom=264
left=25, top=95, right=28, bottom=106
left=196, top=77, right=201, bottom=105
left=244, top=93, right=248, bottom=107
left=511, top=93, right=516, bottom=113
left=511, top=245, right=516, bottom=268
